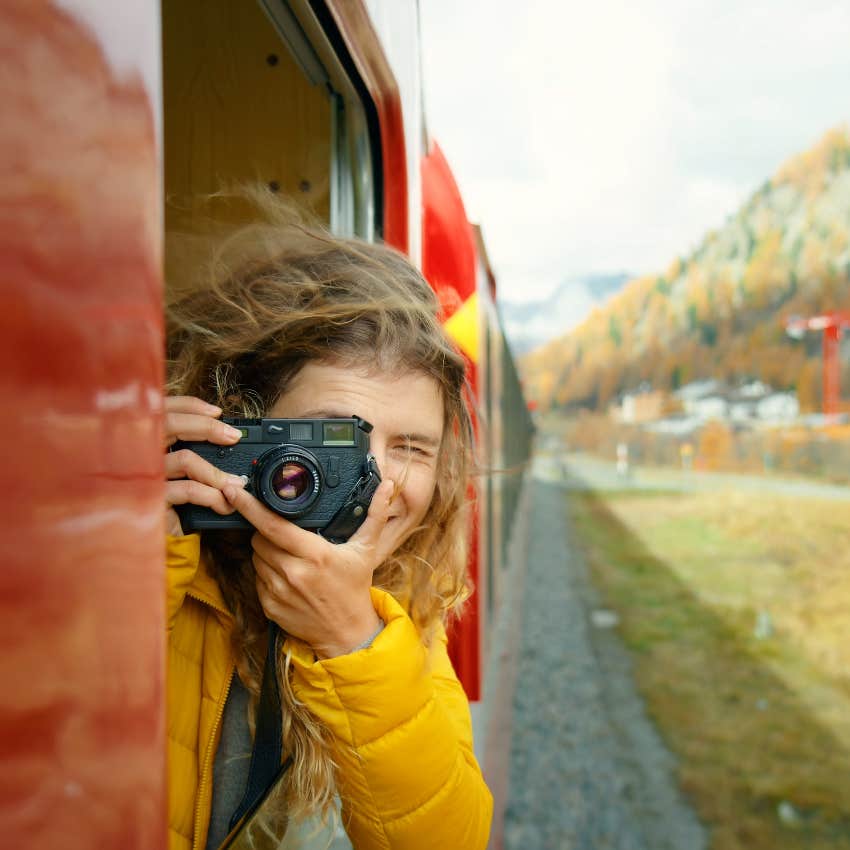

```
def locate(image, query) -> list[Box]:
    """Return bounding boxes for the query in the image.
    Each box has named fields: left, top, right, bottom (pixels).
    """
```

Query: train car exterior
left=2, top=2, right=533, bottom=847
left=2, top=2, right=167, bottom=848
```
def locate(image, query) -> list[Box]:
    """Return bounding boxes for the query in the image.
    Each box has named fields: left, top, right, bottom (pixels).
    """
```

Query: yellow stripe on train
left=443, top=291, right=479, bottom=363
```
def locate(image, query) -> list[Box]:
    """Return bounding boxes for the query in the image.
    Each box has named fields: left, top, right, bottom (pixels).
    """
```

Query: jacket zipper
left=185, top=590, right=236, bottom=850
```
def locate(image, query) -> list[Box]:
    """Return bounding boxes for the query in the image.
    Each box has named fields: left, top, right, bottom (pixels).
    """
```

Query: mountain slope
left=521, top=126, right=850, bottom=414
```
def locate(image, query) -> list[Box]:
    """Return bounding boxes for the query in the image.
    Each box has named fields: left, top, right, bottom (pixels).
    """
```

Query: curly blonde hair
left=165, top=189, right=474, bottom=831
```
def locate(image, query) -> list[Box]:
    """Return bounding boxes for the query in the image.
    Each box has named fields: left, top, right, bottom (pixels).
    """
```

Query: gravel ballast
left=501, top=475, right=707, bottom=850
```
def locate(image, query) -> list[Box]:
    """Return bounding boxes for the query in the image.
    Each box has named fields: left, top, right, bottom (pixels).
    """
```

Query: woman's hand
left=222, top=478, right=396, bottom=658
left=164, top=396, right=247, bottom=536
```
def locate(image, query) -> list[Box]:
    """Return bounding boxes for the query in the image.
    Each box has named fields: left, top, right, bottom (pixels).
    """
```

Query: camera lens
left=254, top=446, right=322, bottom=517
left=271, top=462, right=312, bottom=503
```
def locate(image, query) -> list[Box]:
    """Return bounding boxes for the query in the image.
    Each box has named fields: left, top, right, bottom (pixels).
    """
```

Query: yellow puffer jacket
left=166, top=534, right=493, bottom=850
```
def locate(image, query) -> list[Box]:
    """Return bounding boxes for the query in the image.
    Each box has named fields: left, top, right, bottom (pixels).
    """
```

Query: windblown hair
left=165, top=188, right=474, bottom=832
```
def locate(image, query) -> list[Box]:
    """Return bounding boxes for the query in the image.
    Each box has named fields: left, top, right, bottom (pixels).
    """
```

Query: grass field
left=568, top=487, right=850, bottom=850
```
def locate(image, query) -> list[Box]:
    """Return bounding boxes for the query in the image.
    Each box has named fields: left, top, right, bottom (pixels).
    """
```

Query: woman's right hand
left=164, top=396, right=248, bottom=536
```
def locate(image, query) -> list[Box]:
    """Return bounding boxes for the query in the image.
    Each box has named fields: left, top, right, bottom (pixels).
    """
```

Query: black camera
left=172, top=416, right=381, bottom=543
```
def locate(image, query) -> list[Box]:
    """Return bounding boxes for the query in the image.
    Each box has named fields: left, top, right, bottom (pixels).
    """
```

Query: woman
left=164, top=193, right=493, bottom=850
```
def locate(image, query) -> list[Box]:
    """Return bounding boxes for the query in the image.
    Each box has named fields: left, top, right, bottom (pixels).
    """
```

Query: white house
left=756, top=392, right=799, bottom=422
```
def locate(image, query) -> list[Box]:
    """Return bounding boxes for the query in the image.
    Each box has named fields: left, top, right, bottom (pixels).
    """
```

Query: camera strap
left=226, top=620, right=292, bottom=835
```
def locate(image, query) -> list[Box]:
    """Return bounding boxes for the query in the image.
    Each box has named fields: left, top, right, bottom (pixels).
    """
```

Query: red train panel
left=0, top=4, right=166, bottom=848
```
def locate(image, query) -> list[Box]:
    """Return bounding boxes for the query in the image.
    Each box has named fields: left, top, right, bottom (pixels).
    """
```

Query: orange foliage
left=519, top=126, right=850, bottom=414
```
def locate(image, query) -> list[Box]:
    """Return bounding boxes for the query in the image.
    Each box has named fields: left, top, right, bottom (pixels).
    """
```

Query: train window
left=162, top=0, right=376, bottom=299
left=259, top=0, right=376, bottom=239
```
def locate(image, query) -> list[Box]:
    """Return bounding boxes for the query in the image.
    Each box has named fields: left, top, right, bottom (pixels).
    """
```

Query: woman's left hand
left=222, top=479, right=395, bottom=659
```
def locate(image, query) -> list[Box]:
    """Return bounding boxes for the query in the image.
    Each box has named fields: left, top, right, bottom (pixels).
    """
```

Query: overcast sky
left=419, top=0, right=850, bottom=303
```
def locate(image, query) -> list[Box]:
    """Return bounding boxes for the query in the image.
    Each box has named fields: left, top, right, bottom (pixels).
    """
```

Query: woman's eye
left=392, top=444, right=428, bottom=457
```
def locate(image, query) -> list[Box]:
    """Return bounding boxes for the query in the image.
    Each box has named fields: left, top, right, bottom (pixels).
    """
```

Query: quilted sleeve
left=165, top=533, right=201, bottom=632
left=287, top=587, right=493, bottom=850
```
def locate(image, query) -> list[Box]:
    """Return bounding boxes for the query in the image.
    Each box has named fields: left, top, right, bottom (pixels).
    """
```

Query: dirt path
left=500, top=474, right=706, bottom=850
left=539, top=451, right=850, bottom=500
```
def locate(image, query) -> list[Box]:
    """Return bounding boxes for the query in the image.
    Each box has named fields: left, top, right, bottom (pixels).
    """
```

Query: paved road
left=501, top=475, right=706, bottom=850
left=538, top=452, right=850, bottom=501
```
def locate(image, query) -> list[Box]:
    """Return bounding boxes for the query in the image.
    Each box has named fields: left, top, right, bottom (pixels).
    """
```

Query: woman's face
left=266, top=361, right=445, bottom=560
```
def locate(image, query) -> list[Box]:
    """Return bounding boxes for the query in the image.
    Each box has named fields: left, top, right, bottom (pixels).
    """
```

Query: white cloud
left=420, top=0, right=850, bottom=302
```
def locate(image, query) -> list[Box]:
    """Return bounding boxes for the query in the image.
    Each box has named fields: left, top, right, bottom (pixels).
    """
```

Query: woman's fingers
left=253, top=552, right=298, bottom=623
left=165, top=450, right=246, bottom=513
left=163, top=396, right=245, bottom=534
left=163, top=396, right=243, bottom=448
left=223, top=477, right=395, bottom=556
left=165, top=478, right=236, bottom=515
left=164, top=411, right=244, bottom=448
left=253, top=551, right=291, bottom=598
left=347, top=478, right=394, bottom=550
left=242, top=495, right=382, bottom=653
left=223, top=485, right=317, bottom=554
left=165, top=448, right=246, bottom=487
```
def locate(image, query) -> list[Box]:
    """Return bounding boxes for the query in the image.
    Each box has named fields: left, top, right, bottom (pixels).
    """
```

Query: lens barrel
left=253, top=446, right=322, bottom=516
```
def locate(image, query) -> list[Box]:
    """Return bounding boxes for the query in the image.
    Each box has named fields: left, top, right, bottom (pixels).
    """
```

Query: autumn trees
left=522, top=126, right=850, bottom=416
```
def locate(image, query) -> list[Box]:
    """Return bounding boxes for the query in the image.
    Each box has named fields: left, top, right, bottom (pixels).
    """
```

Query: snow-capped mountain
left=498, top=273, right=630, bottom=355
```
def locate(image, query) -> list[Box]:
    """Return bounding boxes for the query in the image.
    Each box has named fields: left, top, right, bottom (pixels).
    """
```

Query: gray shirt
left=205, top=672, right=252, bottom=850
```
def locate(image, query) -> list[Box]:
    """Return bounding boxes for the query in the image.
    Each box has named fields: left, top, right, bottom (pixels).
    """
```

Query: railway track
left=495, top=472, right=706, bottom=850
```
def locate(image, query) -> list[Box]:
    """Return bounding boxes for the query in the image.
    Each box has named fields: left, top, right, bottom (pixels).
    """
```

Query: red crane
left=785, top=312, right=850, bottom=415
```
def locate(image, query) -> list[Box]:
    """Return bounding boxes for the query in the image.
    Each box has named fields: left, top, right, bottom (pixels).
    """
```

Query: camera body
left=173, top=416, right=381, bottom=542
